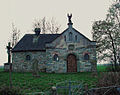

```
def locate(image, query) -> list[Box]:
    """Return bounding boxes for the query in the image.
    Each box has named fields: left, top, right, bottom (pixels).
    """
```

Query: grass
left=0, top=72, right=98, bottom=94
left=0, top=65, right=107, bottom=94
left=97, top=65, right=108, bottom=72
left=0, top=68, right=4, bottom=72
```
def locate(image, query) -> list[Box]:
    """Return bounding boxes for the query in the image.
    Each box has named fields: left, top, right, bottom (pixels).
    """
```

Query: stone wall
left=45, top=28, right=97, bottom=73
left=12, top=45, right=96, bottom=73
left=46, top=48, right=67, bottom=73
left=12, top=51, right=46, bottom=72
left=46, top=45, right=96, bottom=73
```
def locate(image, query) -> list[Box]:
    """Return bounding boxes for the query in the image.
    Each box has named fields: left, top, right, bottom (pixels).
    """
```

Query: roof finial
left=67, top=13, right=72, bottom=23
left=67, top=13, right=73, bottom=27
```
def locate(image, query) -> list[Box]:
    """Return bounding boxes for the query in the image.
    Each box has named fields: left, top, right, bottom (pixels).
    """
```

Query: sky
left=0, top=0, right=113, bottom=66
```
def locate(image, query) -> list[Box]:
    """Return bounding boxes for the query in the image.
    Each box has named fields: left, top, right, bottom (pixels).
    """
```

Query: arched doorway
left=67, top=54, right=77, bottom=72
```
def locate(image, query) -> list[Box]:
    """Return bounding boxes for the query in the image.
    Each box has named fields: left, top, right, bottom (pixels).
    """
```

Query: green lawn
left=97, top=65, right=107, bottom=72
left=0, top=71, right=98, bottom=94
left=0, top=65, right=108, bottom=94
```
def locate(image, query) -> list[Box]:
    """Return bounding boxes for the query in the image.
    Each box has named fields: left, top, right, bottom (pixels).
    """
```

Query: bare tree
left=33, top=17, right=61, bottom=34
left=92, top=0, right=120, bottom=71
left=11, top=23, right=20, bottom=47
left=6, top=23, right=20, bottom=88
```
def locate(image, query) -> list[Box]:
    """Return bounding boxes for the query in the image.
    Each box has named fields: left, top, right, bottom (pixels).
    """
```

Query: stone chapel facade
left=12, top=15, right=97, bottom=73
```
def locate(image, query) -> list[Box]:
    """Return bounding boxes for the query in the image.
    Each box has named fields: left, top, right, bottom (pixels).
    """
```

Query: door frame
left=67, top=54, right=77, bottom=72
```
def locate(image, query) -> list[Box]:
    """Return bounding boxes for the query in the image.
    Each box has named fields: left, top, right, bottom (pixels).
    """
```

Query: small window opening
left=84, top=53, right=89, bottom=60
left=64, top=36, right=66, bottom=41
left=69, top=32, right=72, bottom=41
left=53, top=54, right=59, bottom=61
left=26, top=55, right=31, bottom=61
left=75, top=35, right=77, bottom=41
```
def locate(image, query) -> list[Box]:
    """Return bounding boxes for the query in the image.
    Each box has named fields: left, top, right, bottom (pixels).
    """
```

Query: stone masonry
left=11, top=14, right=97, bottom=73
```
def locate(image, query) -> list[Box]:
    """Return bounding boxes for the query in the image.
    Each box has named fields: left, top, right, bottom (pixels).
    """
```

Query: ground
left=0, top=65, right=106, bottom=94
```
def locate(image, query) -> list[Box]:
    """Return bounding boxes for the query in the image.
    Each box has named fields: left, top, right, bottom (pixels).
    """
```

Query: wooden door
left=67, top=54, right=77, bottom=72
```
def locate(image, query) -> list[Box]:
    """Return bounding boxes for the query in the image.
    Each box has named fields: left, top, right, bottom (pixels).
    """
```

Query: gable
left=46, top=27, right=94, bottom=49
left=61, top=27, right=91, bottom=43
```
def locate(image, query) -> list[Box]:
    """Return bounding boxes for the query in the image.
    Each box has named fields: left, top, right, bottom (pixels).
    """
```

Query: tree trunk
left=109, top=32, right=118, bottom=71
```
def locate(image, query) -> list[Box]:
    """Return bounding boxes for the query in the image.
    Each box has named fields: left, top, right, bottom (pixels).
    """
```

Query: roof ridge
left=72, top=28, right=92, bottom=42
left=25, top=34, right=61, bottom=35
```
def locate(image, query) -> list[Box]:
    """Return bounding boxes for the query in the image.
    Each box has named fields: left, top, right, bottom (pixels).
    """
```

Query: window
left=68, top=44, right=74, bottom=50
left=64, top=36, right=66, bottom=41
left=69, top=32, right=72, bottom=41
left=75, top=35, right=77, bottom=41
left=53, top=54, right=59, bottom=61
left=84, top=53, right=89, bottom=60
left=26, top=55, right=31, bottom=61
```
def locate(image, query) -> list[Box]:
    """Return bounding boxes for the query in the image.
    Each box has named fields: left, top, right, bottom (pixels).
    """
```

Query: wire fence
left=26, top=82, right=120, bottom=95
left=55, top=81, right=84, bottom=95
left=26, top=81, right=84, bottom=95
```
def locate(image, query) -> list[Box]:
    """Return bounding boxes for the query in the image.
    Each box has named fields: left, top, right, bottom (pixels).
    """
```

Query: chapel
left=12, top=14, right=97, bottom=73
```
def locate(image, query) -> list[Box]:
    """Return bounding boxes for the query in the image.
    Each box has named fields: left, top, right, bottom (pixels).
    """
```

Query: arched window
left=75, top=35, right=77, bottom=41
left=84, top=53, right=89, bottom=60
left=53, top=54, right=59, bottom=61
left=64, top=36, right=66, bottom=41
left=69, top=32, right=72, bottom=41
left=26, top=55, right=31, bottom=61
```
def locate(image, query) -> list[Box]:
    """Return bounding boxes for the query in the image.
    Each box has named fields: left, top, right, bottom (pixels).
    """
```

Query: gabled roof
left=72, top=28, right=92, bottom=42
left=60, top=27, right=92, bottom=42
left=12, top=25, right=94, bottom=52
left=12, top=34, right=60, bottom=52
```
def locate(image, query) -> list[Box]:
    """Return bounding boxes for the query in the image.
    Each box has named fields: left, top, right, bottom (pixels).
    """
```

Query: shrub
left=84, top=72, right=120, bottom=95
left=106, top=64, right=114, bottom=72
left=97, top=72, right=120, bottom=87
left=106, top=64, right=120, bottom=72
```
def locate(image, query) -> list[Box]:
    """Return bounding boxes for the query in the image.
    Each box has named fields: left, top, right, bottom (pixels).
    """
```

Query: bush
left=106, top=65, right=114, bottom=72
left=83, top=72, right=120, bottom=95
left=106, top=64, right=120, bottom=72
left=84, top=88, right=120, bottom=95
left=0, top=85, right=23, bottom=95
left=97, top=72, right=120, bottom=87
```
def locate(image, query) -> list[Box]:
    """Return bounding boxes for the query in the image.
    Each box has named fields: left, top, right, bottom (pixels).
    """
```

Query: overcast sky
left=0, top=0, right=113, bottom=65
